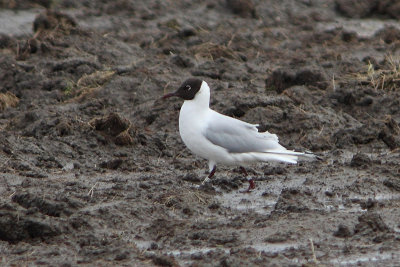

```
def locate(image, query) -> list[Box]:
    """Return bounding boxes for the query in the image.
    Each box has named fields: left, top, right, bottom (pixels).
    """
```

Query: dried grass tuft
left=0, top=92, right=19, bottom=111
left=190, top=42, right=241, bottom=61
left=67, top=70, right=115, bottom=102
left=357, top=55, right=400, bottom=91
left=77, top=70, right=115, bottom=88
left=155, top=189, right=210, bottom=210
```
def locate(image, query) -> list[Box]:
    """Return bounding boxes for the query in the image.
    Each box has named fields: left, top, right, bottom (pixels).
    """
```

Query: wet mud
left=1, top=0, right=400, bottom=266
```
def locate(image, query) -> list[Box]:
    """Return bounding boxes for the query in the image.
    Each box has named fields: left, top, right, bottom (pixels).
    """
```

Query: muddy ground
left=1, top=0, right=400, bottom=266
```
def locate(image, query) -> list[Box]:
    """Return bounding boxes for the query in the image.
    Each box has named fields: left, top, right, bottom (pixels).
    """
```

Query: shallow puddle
left=318, top=18, right=400, bottom=38
left=333, top=251, right=397, bottom=266
left=163, top=242, right=301, bottom=265
left=216, top=190, right=276, bottom=214
left=0, top=10, right=39, bottom=35
left=217, top=183, right=400, bottom=215
left=251, top=242, right=300, bottom=253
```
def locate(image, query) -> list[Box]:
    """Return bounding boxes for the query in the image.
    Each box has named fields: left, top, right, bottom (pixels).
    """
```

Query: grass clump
left=364, top=55, right=400, bottom=91
left=65, top=70, right=115, bottom=102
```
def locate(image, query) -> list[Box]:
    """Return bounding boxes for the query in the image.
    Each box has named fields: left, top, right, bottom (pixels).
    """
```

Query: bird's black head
left=163, top=78, right=202, bottom=100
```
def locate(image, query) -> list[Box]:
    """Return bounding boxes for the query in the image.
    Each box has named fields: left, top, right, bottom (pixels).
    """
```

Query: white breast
left=179, top=101, right=209, bottom=158
left=177, top=81, right=234, bottom=164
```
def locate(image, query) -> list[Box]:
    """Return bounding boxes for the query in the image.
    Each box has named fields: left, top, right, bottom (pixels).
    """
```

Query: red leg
left=239, top=167, right=255, bottom=193
left=208, top=165, right=216, bottom=178
left=248, top=179, right=255, bottom=190
left=202, top=165, right=216, bottom=185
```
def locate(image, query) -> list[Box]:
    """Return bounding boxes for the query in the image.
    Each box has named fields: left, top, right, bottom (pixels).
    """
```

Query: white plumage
left=164, top=79, right=310, bottom=192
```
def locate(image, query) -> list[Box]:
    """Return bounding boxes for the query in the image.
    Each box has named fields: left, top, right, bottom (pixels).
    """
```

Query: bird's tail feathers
left=265, top=149, right=316, bottom=158
left=257, top=149, right=317, bottom=164
left=252, top=152, right=298, bottom=164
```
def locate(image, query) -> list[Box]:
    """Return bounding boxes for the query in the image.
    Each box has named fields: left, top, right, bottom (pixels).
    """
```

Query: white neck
left=185, top=81, right=210, bottom=108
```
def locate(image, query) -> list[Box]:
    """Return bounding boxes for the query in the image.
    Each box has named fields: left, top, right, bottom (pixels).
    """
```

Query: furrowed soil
left=1, top=0, right=400, bottom=266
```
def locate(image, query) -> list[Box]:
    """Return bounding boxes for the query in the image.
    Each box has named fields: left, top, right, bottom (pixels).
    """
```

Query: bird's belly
left=180, top=126, right=261, bottom=165
left=180, top=127, right=245, bottom=166
left=179, top=124, right=210, bottom=158
left=179, top=114, right=225, bottom=162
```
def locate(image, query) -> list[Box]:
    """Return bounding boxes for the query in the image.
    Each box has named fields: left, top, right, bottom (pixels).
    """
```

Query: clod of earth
left=0, top=211, right=61, bottom=242
left=90, top=112, right=134, bottom=145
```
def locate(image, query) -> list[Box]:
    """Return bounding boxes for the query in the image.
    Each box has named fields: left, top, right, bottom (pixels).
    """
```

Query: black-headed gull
left=163, top=78, right=311, bottom=192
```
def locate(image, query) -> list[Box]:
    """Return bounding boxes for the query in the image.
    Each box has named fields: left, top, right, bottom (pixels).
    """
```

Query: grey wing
left=203, top=112, right=283, bottom=153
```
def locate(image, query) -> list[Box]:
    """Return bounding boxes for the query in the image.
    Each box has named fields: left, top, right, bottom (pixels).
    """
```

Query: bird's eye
left=186, top=85, right=191, bottom=91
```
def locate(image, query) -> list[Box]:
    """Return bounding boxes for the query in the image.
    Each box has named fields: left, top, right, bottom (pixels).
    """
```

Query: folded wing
left=204, top=111, right=295, bottom=154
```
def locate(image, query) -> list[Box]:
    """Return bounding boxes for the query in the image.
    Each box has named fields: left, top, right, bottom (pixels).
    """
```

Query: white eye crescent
left=186, top=85, right=191, bottom=90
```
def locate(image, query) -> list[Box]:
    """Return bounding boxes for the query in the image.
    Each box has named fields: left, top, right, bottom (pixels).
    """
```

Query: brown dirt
left=1, top=0, right=400, bottom=266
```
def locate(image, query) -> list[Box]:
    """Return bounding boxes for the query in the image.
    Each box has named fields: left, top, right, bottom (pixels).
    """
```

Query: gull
left=163, top=78, right=312, bottom=192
